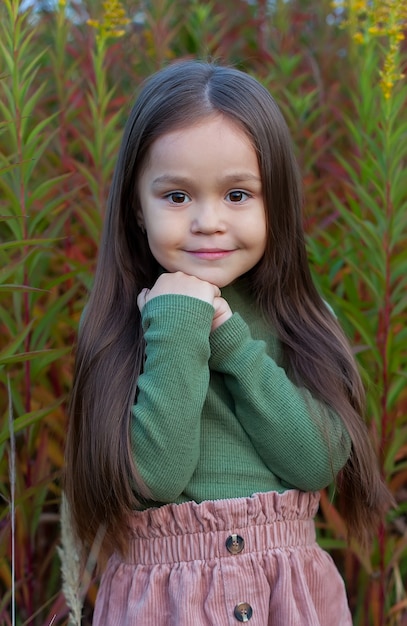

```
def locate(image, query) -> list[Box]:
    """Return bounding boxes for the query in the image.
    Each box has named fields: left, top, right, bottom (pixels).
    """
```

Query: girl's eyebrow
left=151, top=173, right=262, bottom=187
left=222, top=173, right=262, bottom=185
left=151, top=175, right=193, bottom=188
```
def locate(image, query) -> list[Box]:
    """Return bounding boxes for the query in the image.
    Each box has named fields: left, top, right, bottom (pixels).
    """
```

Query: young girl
left=65, top=61, right=392, bottom=625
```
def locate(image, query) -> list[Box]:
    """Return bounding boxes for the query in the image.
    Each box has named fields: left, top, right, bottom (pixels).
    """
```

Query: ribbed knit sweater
left=131, top=279, right=351, bottom=505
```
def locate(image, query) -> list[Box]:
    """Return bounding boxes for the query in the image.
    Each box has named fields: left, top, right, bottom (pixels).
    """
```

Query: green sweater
left=131, top=280, right=351, bottom=505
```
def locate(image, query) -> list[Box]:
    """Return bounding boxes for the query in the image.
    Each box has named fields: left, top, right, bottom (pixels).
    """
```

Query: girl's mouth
left=187, top=249, right=235, bottom=260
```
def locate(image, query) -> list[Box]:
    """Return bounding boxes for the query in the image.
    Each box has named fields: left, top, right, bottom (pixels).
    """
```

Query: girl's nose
left=190, top=202, right=226, bottom=234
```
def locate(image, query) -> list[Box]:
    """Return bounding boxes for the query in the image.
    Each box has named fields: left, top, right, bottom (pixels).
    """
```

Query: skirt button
left=234, top=602, right=253, bottom=622
left=226, top=533, right=245, bottom=554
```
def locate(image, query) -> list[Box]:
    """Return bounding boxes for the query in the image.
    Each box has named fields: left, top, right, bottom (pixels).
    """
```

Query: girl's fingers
left=138, top=273, right=221, bottom=313
left=145, top=272, right=221, bottom=305
left=211, top=297, right=233, bottom=331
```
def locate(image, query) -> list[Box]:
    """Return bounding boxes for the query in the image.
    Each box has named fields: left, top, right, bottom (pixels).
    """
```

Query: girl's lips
left=187, top=249, right=235, bottom=260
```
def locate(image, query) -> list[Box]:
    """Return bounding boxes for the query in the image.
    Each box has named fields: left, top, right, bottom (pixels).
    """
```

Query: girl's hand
left=211, top=296, right=233, bottom=332
left=137, top=271, right=221, bottom=313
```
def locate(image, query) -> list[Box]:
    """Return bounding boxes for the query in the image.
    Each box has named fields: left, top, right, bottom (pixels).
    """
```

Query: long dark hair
left=65, top=60, right=392, bottom=556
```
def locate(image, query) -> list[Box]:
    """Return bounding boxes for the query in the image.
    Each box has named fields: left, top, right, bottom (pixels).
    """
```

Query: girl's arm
left=209, top=313, right=351, bottom=491
left=131, top=294, right=214, bottom=502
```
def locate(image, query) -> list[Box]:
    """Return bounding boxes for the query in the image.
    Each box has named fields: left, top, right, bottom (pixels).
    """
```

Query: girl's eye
left=226, top=190, right=250, bottom=203
left=166, top=192, right=190, bottom=204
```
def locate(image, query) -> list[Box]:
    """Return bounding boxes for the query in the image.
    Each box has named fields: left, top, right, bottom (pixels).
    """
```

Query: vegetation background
left=0, top=0, right=406, bottom=624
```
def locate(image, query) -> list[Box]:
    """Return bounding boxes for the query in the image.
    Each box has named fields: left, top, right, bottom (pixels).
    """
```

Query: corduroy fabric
left=93, top=490, right=352, bottom=626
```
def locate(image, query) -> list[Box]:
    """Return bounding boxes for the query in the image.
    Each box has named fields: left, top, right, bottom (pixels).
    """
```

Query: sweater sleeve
left=209, top=313, right=351, bottom=491
left=130, top=294, right=213, bottom=501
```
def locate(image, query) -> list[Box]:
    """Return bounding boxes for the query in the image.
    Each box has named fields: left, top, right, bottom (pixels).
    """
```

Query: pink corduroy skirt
left=93, top=490, right=352, bottom=626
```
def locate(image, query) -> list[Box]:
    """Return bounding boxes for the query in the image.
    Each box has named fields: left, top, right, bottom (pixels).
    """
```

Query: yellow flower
left=346, top=0, right=407, bottom=100
left=353, top=31, right=365, bottom=43
left=87, top=0, right=130, bottom=41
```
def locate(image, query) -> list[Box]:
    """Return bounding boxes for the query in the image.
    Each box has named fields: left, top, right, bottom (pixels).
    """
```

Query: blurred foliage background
left=0, top=0, right=406, bottom=624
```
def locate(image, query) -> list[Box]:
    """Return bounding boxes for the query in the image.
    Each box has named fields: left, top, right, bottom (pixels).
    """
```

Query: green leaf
left=0, top=347, right=70, bottom=367
left=0, top=237, right=63, bottom=252
left=0, top=284, right=47, bottom=293
left=0, top=320, right=34, bottom=360
left=0, top=400, right=64, bottom=445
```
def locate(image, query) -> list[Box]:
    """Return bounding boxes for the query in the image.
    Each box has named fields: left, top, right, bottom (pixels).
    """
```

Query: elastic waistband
left=124, top=490, right=319, bottom=565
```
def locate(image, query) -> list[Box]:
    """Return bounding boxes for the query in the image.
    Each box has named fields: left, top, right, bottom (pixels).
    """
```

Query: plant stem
left=12, top=0, right=33, bottom=617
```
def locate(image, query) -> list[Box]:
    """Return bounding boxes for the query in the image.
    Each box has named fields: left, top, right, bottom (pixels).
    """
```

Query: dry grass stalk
left=59, top=493, right=106, bottom=625
left=7, top=376, right=15, bottom=626
left=58, top=493, right=83, bottom=626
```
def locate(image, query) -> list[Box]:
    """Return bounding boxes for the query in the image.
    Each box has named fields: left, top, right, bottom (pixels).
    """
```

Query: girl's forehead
left=149, top=114, right=254, bottom=153
left=146, top=116, right=256, bottom=163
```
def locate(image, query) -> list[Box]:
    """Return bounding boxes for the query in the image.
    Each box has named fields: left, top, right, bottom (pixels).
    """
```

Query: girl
left=65, top=61, right=392, bottom=625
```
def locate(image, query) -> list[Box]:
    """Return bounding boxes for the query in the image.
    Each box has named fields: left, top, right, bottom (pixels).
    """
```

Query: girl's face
left=137, top=115, right=267, bottom=288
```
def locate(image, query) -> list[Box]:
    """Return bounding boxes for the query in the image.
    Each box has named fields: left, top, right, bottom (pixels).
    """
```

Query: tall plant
left=308, top=1, right=407, bottom=624
left=0, top=0, right=76, bottom=622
